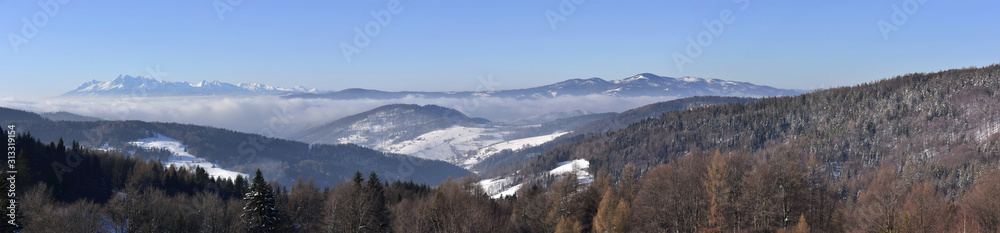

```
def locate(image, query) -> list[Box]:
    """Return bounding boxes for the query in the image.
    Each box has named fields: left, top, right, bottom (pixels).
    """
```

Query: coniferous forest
left=5, top=65, right=1000, bottom=232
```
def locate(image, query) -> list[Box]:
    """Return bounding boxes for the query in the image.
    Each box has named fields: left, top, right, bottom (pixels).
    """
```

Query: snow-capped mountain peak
left=81, top=74, right=160, bottom=91
left=191, top=80, right=228, bottom=88
left=238, top=82, right=319, bottom=93
left=614, top=73, right=666, bottom=84
left=63, top=75, right=320, bottom=97
left=236, top=82, right=272, bottom=90
left=680, top=76, right=704, bottom=83
left=621, top=74, right=650, bottom=82
left=112, top=74, right=155, bottom=83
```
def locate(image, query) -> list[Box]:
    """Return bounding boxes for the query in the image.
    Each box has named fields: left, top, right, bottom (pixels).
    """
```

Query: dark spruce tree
left=365, top=172, right=391, bottom=232
left=234, top=174, right=249, bottom=199
left=332, top=171, right=392, bottom=233
left=242, top=169, right=286, bottom=233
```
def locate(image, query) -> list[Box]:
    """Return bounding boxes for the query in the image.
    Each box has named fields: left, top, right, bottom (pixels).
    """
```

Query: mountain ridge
left=63, top=73, right=802, bottom=98
left=62, top=75, right=320, bottom=97
left=39, top=111, right=103, bottom=122
left=289, top=73, right=804, bottom=100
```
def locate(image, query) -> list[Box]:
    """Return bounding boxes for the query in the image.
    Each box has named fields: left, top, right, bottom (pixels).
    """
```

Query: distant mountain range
left=64, top=73, right=804, bottom=98
left=289, top=73, right=804, bottom=100
left=62, top=75, right=319, bottom=97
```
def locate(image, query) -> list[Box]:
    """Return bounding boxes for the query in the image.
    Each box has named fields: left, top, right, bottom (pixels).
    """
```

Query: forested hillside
left=571, top=96, right=759, bottom=136
left=513, top=64, right=1000, bottom=231
left=0, top=107, right=48, bottom=123
left=500, top=112, right=616, bottom=141
left=3, top=135, right=438, bottom=232
left=532, top=65, right=1000, bottom=176
left=475, top=96, right=759, bottom=176
left=39, top=111, right=103, bottom=122
left=3, top=118, right=469, bottom=187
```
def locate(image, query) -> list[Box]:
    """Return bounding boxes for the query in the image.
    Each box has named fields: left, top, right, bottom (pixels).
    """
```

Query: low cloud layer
left=1, top=95, right=678, bottom=139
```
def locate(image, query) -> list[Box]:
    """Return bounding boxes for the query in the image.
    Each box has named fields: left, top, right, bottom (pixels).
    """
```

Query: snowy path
left=130, top=134, right=247, bottom=180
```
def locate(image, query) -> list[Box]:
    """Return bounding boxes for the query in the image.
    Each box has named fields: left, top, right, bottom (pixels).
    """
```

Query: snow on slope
left=492, top=184, right=521, bottom=199
left=481, top=159, right=592, bottom=199
left=549, top=159, right=593, bottom=184
left=334, top=107, right=423, bottom=149
left=479, top=177, right=512, bottom=194
left=382, top=126, right=503, bottom=161
left=381, top=126, right=568, bottom=168
left=479, top=177, right=523, bottom=199
left=129, top=134, right=247, bottom=180
left=459, top=131, right=569, bottom=168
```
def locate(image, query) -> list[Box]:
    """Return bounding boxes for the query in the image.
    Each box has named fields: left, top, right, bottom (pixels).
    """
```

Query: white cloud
left=0, top=95, right=676, bottom=139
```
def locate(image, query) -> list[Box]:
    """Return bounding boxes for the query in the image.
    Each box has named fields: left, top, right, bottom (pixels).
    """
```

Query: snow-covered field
left=459, top=131, right=569, bottom=168
left=480, top=159, right=592, bottom=199
left=478, top=177, right=521, bottom=199
left=90, top=142, right=114, bottom=152
left=381, top=125, right=569, bottom=169
left=549, top=159, right=594, bottom=184
left=129, top=134, right=247, bottom=180
left=490, top=184, right=522, bottom=199
left=382, top=126, right=504, bottom=161
left=382, top=125, right=568, bottom=166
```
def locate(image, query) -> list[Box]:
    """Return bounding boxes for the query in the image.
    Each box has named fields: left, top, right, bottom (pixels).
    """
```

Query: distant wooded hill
left=474, top=96, right=759, bottom=175
left=0, top=109, right=469, bottom=188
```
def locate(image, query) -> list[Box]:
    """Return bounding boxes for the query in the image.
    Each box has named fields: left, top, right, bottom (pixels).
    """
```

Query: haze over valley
left=2, top=1, right=998, bottom=232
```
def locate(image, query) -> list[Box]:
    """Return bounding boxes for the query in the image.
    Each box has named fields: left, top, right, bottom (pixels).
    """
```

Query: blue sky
left=2, top=0, right=998, bottom=98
